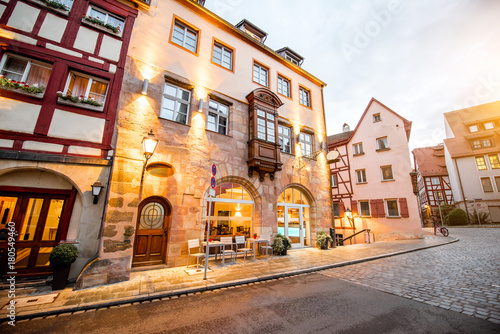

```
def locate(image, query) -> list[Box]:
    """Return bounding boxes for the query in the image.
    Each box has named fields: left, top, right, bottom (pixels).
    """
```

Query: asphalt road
left=3, top=271, right=499, bottom=334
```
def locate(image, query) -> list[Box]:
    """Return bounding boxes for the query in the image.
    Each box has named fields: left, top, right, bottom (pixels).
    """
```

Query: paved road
left=322, top=228, right=500, bottom=324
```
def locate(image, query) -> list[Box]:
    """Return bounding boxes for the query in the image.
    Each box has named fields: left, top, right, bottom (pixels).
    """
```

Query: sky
left=205, top=0, right=500, bottom=151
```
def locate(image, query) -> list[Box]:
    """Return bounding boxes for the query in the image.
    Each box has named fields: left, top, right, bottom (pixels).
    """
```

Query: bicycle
left=434, top=223, right=449, bottom=237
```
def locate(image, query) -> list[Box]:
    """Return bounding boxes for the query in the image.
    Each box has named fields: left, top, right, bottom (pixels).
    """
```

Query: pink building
left=328, top=98, right=422, bottom=243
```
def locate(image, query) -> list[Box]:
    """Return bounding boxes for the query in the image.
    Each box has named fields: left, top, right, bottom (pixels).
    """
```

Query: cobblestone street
left=321, top=228, right=500, bottom=325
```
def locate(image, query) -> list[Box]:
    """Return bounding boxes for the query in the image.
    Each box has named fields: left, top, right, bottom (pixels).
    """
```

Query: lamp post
left=345, top=208, right=355, bottom=231
left=91, top=181, right=104, bottom=204
left=139, top=130, right=158, bottom=201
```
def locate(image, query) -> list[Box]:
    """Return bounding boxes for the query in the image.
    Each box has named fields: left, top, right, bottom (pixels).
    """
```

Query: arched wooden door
left=132, top=197, right=171, bottom=267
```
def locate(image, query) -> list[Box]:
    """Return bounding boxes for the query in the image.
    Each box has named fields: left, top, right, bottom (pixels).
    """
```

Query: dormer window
left=235, top=19, right=267, bottom=43
left=276, top=47, right=304, bottom=67
left=484, top=122, right=495, bottom=130
left=469, top=125, right=478, bottom=133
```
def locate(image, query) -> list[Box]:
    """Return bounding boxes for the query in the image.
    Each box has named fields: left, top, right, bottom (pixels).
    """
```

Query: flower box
left=81, top=17, right=122, bottom=38
left=57, top=97, right=104, bottom=112
left=0, top=84, right=44, bottom=99
left=27, top=0, right=70, bottom=16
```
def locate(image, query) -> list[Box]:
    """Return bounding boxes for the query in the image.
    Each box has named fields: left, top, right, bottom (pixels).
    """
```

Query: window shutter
left=376, top=199, right=385, bottom=217
left=399, top=198, right=409, bottom=218
left=370, top=199, right=378, bottom=218
left=351, top=200, right=358, bottom=215
left=339, top=201, right=345, bottom=217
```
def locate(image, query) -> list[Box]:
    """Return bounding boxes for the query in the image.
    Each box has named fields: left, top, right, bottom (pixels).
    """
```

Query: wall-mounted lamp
left=142, top=129, right=158, bottom=161
left=91, top=181, right=104, bottom=204
left=141, top=79, right=149, bottom=95
left=198, top=98, right=204, bottom=112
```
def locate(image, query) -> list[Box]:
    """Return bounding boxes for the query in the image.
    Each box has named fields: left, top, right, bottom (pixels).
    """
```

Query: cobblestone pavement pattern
left=321, top=228, right=500, bottom=325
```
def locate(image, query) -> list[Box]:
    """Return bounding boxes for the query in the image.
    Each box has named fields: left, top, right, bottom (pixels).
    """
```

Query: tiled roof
left=327, top=130, right=353, bottom=146
left=412, top=144, right=448, bottom=176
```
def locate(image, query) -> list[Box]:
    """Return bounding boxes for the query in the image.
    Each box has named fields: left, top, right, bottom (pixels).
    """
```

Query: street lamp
left=91, top=181, right=104, bottom=204
left=345, top=208, right=355, bottom=230
left=139, top=130, right=158, bottom=200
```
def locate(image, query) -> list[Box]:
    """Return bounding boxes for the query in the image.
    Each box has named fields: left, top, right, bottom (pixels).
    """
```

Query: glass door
left=277, top=205, right=306, bottom=247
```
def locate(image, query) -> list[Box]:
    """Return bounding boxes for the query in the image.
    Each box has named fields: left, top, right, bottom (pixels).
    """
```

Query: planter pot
left=52, top=266, right=71, bottom=290
left=281, top=239, right=288, bottom=255
left=320, top=243, right=328, bottom=250
left=0, top=85, right=44, bottom=99
left=57, top=97, right=104, bottom=112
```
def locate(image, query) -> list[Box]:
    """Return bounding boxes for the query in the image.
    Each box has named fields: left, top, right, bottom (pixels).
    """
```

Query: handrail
left=338, top=229, right=372, bottom=245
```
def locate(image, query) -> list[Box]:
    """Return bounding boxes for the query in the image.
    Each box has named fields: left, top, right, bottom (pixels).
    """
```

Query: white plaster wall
left=129, top=1, right=326, bottom=136
left=0, top=139, right=14, bottom=148
left=99, top=35, right=122, bottom=62
left=456, top=157, right=499, bottom=201
left=444, top=117, right=454, bottom=138
left=68, top=145, right=102, bottom=156
left=46, top=43, right=82, bottom=57
left=48, top=109, right=105, bottom=143
left=7, top=2, right=39, bottom=33
left=37, top=13, right=67, bottom=43
left=0, top=4, right=6, bottom=18
left=73, top=26, right=99, bottom=54
left=444, top=145, right=463, bottom=202
left=0, top=97, right=40, bottom=133
left=23, top=141, right=64, bottom=152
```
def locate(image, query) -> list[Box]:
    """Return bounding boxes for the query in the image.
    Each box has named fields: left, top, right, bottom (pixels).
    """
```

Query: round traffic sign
left=212, top=164, right=217, bottom=176
left=211, top=176, right=216, bottom=188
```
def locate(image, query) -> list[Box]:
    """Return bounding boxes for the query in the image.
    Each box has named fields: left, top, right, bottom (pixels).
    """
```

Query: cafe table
left=201, top=240, right=226, bottom=266
left=246, top=238, right=269, bottom=261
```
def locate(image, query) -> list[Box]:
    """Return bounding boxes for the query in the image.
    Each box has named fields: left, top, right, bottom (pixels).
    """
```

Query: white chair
left=187, top=239, right=206, bottom=270
left=260, top=234, right=273, bottom=259
left=220, top=236, right=236, bottom=263
left=235, top=235, right=253, bottom=262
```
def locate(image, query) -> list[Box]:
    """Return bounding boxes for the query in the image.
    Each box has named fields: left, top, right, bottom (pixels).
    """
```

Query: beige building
left=77, top=0, right=332, bottom=288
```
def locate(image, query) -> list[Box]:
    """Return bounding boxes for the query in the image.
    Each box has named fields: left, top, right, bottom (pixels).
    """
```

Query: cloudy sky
left=205, top=0, right=500, bottom=151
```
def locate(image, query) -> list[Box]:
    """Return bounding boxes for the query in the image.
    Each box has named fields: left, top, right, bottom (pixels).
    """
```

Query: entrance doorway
left=0, top=187, right=76, bottom=277
left=132, top=197, right=171, bottom=267
left=277, top=188, right=310, bottom=247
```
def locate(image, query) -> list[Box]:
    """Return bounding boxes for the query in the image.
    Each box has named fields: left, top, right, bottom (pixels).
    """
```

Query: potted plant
left=272, top=233, right=292, bottom=256
left=316, top=231, right=333, bottom=250
left=49, top=244, right=78, bottom=290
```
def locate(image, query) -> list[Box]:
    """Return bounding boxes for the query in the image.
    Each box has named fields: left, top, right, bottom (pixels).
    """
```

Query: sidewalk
left=1, top=232, right=457, bottom=321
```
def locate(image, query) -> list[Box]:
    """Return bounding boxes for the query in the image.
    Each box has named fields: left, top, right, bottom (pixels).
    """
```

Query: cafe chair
left=260, top=234, right=273, bottom=259
left=187, top=239, right=206, bottom=270
left=235, top=235, right=253, bottom=262
left=220, top=236, right=236, bottom=262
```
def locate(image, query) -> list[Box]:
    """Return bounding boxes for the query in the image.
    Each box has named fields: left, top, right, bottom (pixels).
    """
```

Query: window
left=63, top=71, right=108, bottom=105
left=299, top=86, right=311, bottom=107
left=469, top=125, right=478, bottom=133
left=373, top=113, right=381, bottom=122
left=212, top=41, right=233, bottom=70
left=484, top=122, right=495, bottom=130
left=278, top=125, right=291, bottom=154
left=356, top=169, right=366, bottom=183
left=476, top=156, right=487, bottom=170
left=359, top=201, right=370, bottom=216
left=353, top=143, right=363, bottom=155
left=257, top=109, right=275, bottom=142
left=160, top=83, right=191, bottom=124
left=489, top=154, right=500, bottom=169
left=331, top=174, right=338, bottom=188
left=381, top=166, right=393, bottom=181
left=285, top=55, right=299, bottom=65
left=386, top=199, right=399, bottom=217
left=299, top=132, right=312, bottom=156
left=431, top=177, right=440, bottom=185
left=495, top=176, right=500, bottom=192
left=277, top=75, right=291, bottom=98
left=207, top=100, right=228, bottom=135
left=472, top=138, right=493, bottom=149
left=0, top=54, right=52, bottom=90
left=333, top=202, right=340, bottom=217
left=87, top=6, right=125, bottom=33
left=171, top=18, right=198, bottom=53
left=376, top=137, right=389, bottom=150
left=481, top=177, right=493, bottom=193
left=253, top=62, right=268, bottom=87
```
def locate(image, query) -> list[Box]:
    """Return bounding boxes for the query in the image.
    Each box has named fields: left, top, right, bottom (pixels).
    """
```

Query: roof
left=327, top=130, right=353, bottom=147
left=412, top=144, right=448, bottom=177
left=443, top=100, right=500, bottom=158
left=235, top=19, right=268, bottom=40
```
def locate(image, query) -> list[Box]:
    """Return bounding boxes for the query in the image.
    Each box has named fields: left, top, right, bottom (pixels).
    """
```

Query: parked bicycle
left=434, top=223, right=449, bottom=237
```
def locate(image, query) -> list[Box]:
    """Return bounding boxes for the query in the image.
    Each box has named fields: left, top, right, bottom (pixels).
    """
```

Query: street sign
left=212, top=164, right=217, bottom=176
left=211, top=176, right=216, bottom=188
left=209, top=188, right=215, bottom=197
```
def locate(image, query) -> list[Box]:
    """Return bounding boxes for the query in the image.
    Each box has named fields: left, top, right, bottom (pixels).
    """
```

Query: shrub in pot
left=49, top=244, right=78, bottom=290
left=272, top=233, right=292, bottom=255
left=316, top=231, right=333, bottom=249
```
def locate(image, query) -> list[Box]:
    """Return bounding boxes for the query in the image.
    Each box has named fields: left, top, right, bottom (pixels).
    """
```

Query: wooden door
left=132, top=198, right=170, bottom=267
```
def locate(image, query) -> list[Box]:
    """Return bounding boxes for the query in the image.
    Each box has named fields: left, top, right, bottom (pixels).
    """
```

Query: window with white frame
left=381, top=165, right=393, bottom=181
left=359, top=201, right=370, bottom=216
left=471, top=138, right=493, bottom=149
left=278, top=125, right=291, bottom=154
left=353, top=142, right=363, bottom=155
left=86, top=6, right=125, bottom=33
left=253, top=62, right=268, bottom=87
left=299, top=132, right=312, bottom=156
left=299, top=87, right=310, bottom=107
left=0, top=54, right=52, bottom=90
left=431, top=177, right=440, bottom=185
left=481, top=177, right=493, bottom=192
left=63, top=71, right=108, bottom=105
left=386, top=199, right=399, bottom=217
left=376, top=137, right=389, bottom=150
left=212, top=42, right=233, bottom=70
left=207, top=100, right=228, bottom=135
left=476, top=156, right=487, bottom=170
left=469, top=125, right=478, bottom=133
left=277, top=75, right=290, bottom=98
left=331, top=174, right=338, bottom=188
left=171, top=19, right=198, bottom=53
left=489, top=154, right=500, bottom=169
left=160, top=83, right=191, bottom=124
left=373, top=113, right=381, bottom=122
left=356, top=169, right=366, bottom=183
left=484, top=122, right=495, bottom=130
left=257, top=109, right=275, bottom=142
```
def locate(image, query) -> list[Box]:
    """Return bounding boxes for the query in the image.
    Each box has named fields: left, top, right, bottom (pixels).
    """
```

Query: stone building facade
left=76, top=0, right=332, bottom=288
